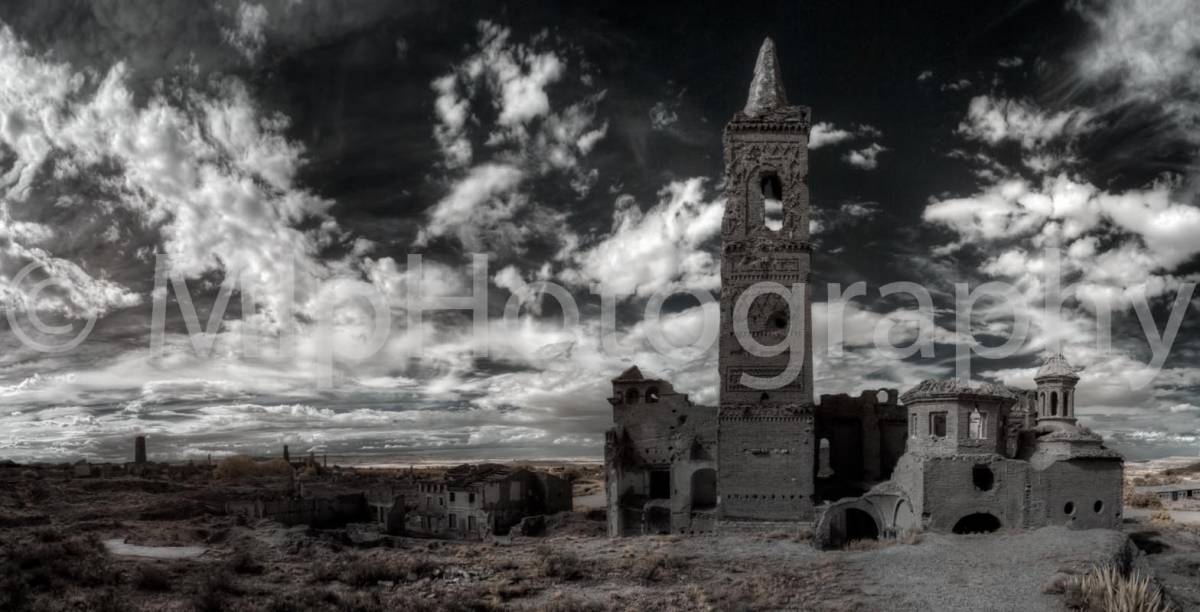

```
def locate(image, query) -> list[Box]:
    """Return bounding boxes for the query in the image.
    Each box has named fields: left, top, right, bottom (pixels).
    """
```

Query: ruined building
left=603, top=39, right=1123, bottom=541
left=409, top=464, right=572, bottom=539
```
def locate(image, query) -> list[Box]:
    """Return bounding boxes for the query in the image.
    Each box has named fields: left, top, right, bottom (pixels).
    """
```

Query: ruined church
left=603, top=39, right=1123, bottom=545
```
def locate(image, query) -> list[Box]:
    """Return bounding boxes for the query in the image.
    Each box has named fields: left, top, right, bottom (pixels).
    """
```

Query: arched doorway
left=844, top=508, right=879, bottom=542
left=952, top=513, right=1001, bottom=534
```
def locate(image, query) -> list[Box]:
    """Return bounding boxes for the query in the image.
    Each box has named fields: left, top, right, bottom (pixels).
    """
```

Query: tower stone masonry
left=717, top=37, right=817, bottom=521
left=602, top=39, right=1121, bottom=541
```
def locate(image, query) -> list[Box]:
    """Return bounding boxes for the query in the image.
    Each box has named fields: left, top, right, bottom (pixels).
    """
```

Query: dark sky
left=0, top=0, right=1196, bottom=463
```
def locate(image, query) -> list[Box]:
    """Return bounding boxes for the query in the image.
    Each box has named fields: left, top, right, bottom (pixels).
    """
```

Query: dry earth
left=1, top=463, right=1194, bottom=611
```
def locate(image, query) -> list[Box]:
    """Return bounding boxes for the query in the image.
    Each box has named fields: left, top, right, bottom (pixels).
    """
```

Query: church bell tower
left=716, top=38, right=817, bottom=521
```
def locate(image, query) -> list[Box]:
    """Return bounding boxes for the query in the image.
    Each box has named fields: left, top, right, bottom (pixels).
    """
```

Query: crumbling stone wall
left=605, top=371, right=718, bottom=536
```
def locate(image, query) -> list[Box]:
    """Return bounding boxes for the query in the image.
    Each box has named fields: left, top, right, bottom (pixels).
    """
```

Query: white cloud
left=997, top=56, right=1023, bottom=68
left=843, top=143, right=887, bottom=170
left=0, top=26, right=335, bottom=324
left=649, top=100, right=679, bottom=130
left=566, top=178, right=723, bottom=299
left=422, top=21, right=606, bottom=255
left=941, top=79, right=972, bottom=91
left=916, top=70, right=933, bottom=82
left=224, top=3, right=269, bottom=62
left=958, top=96, right=1094, bottom=150
left=809, top=123, right=852, bottom=148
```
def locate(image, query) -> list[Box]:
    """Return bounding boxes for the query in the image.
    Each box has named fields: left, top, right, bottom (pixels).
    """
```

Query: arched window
left=968, top=409, right=985, bottom=439
left=625, top=387, right=639, bottom=405
left=761, top=173, right=783, bottom=231
left=645, top=387, right=660, bottom=403
left=1050, top=391, right=1058, bottom=416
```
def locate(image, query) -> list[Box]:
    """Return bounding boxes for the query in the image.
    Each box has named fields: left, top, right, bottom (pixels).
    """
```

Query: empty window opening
left=1064, top=501, right=1075, bottom=515
left=876, top=389, right=890, bottom=403
left=761, top=174, right=783, bottom=231
left=972, top=464, right=994, bottom=491
left=625, top=387, right=640, bottom=405
left=646, top=387, right=660, bottom=403
left=1093, top=500, right=1104, bottom=513
left=691, top=469, right=717, bottom=510
left=930, top=412, right=947, bottom=437
left=1051, top=392, right=1058, bottom=416
left=760, top=392, right=770, bottom=401
left=817, top=438, right=833, bottom=478
left=953, top=513, right=1001, bottom=534
left=968, top=409, right=986, bottom=439
left=649, top=469, right=671, bottom=499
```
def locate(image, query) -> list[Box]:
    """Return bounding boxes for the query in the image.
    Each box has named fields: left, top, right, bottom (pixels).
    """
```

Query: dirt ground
left=2, top=466, right=1164, bottom=612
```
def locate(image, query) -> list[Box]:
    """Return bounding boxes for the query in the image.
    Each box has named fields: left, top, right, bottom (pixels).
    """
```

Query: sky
left=0, top=0, right=1198, bottom=463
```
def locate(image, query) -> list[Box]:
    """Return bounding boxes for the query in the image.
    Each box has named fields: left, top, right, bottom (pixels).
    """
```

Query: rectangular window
left=930, top=412, right=947, bottom=438
left=468, top=493, right=475, bottom=504
left=449, top=492, right=456, bottom=502
left=468, top=516, right=476, bottom=531
left=449, top=514, right=456, bottom=528
left=649, top=469, right=671, bottom=499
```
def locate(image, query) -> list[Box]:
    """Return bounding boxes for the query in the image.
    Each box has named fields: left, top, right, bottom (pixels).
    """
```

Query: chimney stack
left=283, top=445, right=290, bottom=463
left=134, top=435, right=147, bottom=464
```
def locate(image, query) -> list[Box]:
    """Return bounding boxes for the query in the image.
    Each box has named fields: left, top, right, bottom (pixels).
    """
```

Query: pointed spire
left=744, top=38, right=789, bottom=116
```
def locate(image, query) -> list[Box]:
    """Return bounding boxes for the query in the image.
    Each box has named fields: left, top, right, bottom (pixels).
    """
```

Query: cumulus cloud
left=649, top=100, right=679, bottom=130
left=565, top=177, right=723, bottom=299
left=0, top=26, right=335, bottom=324
left=421, top=21, right=607, bottom=256
left=844, top=143, right=887, bottom=170
left=958, top=96, right=1094, bottom=151
left=223, top=3, right=269, bottom=61
left=809, top=122, right=880, bottom=149
left=1072, top=0, right=1200, bottom=190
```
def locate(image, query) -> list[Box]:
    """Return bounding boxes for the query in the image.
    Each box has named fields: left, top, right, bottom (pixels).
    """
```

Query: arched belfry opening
left=761, top=173, right=783, bottom=231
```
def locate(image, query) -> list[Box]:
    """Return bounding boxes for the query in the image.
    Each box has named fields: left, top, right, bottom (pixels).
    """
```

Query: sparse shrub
left=31, top=527, right=63, bottom=543
left=5, top=532, right=115, bottom=591
left=265, top=588, right=345, bottom=612
left=1150, top=510, right=1173, bottom=524
left=633, top=552, right=688, bottom=583
left=341, top=556, right=411, bottom=587
left=81, top=589, right=126, bottom=612
left=192, top=569, right=238, bottom=612
left=228, top=550, right=264, bottom=575
left=844, top=538, right=894, bottom=551
left=1126, top=493, right=1165, bottom=509
left=1060, top=563, right=1170, bottom=611
left=536, top=546, right=587, bottom=581
left=135, top=564, right=173, bottom=592
left=310, top=560, right=341, bottom=583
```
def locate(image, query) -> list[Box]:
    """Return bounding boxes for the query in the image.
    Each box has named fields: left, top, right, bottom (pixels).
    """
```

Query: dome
left=1035, top=353, right=1079, bottom=380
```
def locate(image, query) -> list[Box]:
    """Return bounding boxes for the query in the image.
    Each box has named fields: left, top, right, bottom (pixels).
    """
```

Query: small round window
left=1064, top=502, right=1075, bottom=515
left=1093, top=500, right=1103, bottom=513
